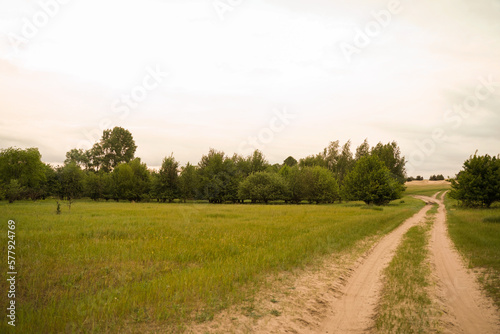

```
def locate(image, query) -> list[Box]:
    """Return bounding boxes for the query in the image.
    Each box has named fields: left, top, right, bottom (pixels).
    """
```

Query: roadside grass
left=445, top=196, right=500, bottom=309
left=405, top=181, right=451, bottom=197
left=375, top=205, right=439, bottom=333
left=0, top=196, right=424, bottom=333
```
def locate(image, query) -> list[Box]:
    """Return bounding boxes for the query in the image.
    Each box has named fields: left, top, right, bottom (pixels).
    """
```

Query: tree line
left=0, top=127, right=407, bottom=205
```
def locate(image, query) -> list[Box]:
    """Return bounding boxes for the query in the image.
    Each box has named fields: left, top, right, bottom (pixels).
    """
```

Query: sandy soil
left=425, top=192, right=500, bottom=334
left=187, top=193, right=499, bottom=333
left=317, top=203, right=433, bottom=334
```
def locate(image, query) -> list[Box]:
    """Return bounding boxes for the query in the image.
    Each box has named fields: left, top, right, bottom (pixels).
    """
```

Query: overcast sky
left=1, top=0, right=499, bottom=177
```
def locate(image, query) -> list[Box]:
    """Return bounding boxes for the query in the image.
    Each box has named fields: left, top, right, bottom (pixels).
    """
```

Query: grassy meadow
left=0, top=197, right=424, bottom=333
left=445, top=197, right=500, bottom=309
left=404, top=180, right=451, bottom=196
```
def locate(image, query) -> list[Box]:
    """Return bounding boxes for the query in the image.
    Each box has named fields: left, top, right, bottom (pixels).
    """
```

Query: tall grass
left=445, top=196, right=500, bottom=309
left=0, top=197, right=424, bottom=333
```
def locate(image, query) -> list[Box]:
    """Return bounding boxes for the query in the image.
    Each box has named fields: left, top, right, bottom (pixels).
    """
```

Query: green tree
left=342, top=155, right=405, bottom=205
left=111, top=163, right=134, bottom=201
left=179, top=163, right=198, bottom=202
left=152, top=155, right=179, bottom=202
left=335, top=140, right=354, bottom=184
left=90, top=127, right=137, bottom=172
left=64, top=148, right=91, bottom=170
left=84, top=172, right=104, bottom=201
left=5, top=179, right=24, bottom=203
left=355, top=139, right=370, bottom=160
left=305, top=166, right=340, bottom=204
left=371, top=141, right=406, bottom=184
left=0, top=147, right=47, bottom=200
left=58, top=162, right=84, bottom=209
left=238, top=172, right=287, bottom=203
left=198, top=149, right=239, bottom=203
left=283, top=156, right=298, bottom=167
left=450, top=154, right=500, bottom=208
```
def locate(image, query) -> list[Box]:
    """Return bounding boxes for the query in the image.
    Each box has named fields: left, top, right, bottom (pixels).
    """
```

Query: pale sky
left=1, top=0, right=499, bottom=177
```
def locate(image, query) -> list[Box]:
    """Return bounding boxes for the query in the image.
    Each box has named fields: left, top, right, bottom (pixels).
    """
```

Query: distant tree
left=342, top=155, right=405, bottom=205
left=355, top=139, right=370, bottom=160
left=179, top=163, right=198, bottom=202
left=84, top=172, right=104, bottom=201
left=283, top=156, right=298, bottom=167
left=90, top=127, right=137, bottom=172
left=128, top=158, right=151, bottom=201
left=371, top=141, right=406, bottom=184
left=152, top=155, right=179, bottom=203
left=5, top=179, right=24, bottom=203
left=450, top=154, right=500, bottom=208
left=301, top=166, right=340, bottom=204
left=64, top=148, right=91, bottom=170
left=299, top=154, right=327, bottom=169
left=335, top=140, right=354, bottom=184
left=198, top=149, right=239, bottom=203
left=416, top=175, right=423, bottom=181
left=0, top=147, right=47, bottom=200
left=249, top=150, right=269, bottom=173
left=238, top=172, right=287, bottom=203
left=111, top=163, right=134, bottom=201
left=58, top=162, right=84, bottom=209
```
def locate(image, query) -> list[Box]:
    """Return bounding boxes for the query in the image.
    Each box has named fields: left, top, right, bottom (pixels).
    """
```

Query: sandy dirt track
left=188, top=193, right=499, bottom=333
left=426, top=193, right=499, bottom=334
left=318, top=202, right=433, bottom=333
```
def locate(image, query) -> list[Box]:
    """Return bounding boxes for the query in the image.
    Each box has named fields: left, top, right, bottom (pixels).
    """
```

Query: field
left=0, top=197, right=424, bottom=333
left=404, top=180, right=451, bottom=196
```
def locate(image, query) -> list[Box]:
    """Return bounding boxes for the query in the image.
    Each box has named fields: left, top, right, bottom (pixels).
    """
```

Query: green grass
left=0, top=197, right=424, bottom=333
left=405, top=181, right=451, bottom=196
left=375, top=208, right=438, bottom=334
left=445, top=196, right=500, bottom=309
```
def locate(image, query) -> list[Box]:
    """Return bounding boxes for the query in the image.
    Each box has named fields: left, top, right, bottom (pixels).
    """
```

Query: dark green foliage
left=0, top=147, right=47, bottom=201
left=198, top=149, right=239, bottom=203
left=112, top=158, right=151, bottom=202
left=283, top=156, right=297, bottom=167
left=370, top=141, right=406, bottom=184
left=0, top=131, right=408, bottom=205
left=429, top=174, right=445, bottom=181
left=152, top=155, right=179, bottom=203
left=342, top=155, right=405, bottom=205
left=57, top=162, right=84, bottom=209
left=179, top=163, right=198, bottom=202
left=238, top=172, right=287, bottom=203
left=450, top=154, right=500, bottom=208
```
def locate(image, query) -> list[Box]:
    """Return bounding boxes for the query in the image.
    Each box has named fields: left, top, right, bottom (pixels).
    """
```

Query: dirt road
left=189, top=193, right=499, bottom=333
left=426, top=192, right=499, bottom=334
left=319, top=202, right=433, bottom=333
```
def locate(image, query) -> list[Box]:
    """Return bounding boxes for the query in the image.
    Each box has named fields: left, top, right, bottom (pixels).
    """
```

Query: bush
left=238, top=172, right=287, bottom=203
left=450, top=154, right=500, bottom=208
left=342, top=155, right=405, bottom=205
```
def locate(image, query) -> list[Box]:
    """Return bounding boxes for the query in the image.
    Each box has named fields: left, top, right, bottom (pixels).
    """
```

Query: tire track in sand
left=319, top=201, right=433, bottom=333
left=425, top=192, right=499, bottom=334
